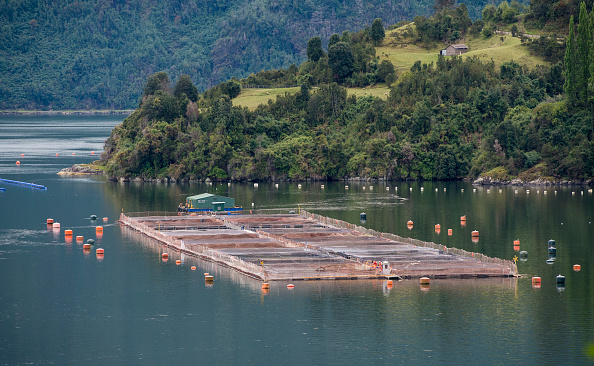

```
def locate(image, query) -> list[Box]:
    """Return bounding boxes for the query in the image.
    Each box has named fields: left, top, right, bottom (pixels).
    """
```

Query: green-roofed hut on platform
left=184, top=193, right=242, bottom=213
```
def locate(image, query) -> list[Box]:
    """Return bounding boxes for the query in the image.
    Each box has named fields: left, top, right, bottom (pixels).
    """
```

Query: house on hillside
left=440, top=44, right=469, bottom=56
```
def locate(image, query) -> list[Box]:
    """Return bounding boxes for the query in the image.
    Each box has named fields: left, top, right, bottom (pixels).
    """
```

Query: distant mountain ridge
left=1, top=0, right=507, bottom=110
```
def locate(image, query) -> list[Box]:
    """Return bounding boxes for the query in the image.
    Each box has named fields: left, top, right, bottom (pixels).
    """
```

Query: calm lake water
left=0, top=115, right=593, bottom=365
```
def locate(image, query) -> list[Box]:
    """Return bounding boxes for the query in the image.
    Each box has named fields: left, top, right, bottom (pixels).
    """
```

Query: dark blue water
left=0, top=115, right=593, bottom=365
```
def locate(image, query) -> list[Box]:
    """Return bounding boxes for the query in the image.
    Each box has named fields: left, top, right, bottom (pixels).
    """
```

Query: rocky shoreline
left=57, top=163, right=593, bottom=186
left=58, top=164, right=104, bottom=175
left=473, top=176, right=593, bottom=186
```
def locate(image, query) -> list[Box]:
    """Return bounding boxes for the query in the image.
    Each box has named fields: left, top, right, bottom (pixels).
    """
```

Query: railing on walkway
left=299, top=210, right=517, bottom=274
left=119, top=213, right=266, bottom=279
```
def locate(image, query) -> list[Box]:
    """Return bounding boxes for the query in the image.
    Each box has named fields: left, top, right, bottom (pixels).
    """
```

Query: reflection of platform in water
left=119, top=212, right=516, bottom=281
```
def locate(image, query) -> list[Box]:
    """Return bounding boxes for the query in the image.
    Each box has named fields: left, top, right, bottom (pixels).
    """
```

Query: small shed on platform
left=186, top=193, right=235, bottom=211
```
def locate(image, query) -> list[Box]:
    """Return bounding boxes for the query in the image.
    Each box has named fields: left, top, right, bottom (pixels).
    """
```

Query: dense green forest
left=1, top=0, right=515, bottom=110
left=100, top=1, right=594, bottom=182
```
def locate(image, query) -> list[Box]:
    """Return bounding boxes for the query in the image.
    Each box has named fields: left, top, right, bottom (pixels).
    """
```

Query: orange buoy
left=21, top=154, right=24, bottom=157
left=191, top=266, right=196, bottom=271
left=55, top=153, right=59, bottom=156
left=52, top=222, right=60, bottom=228
left=161, top=253, right=169, bottom=259
left=102, top=217, right=108, bottom=222
left=91, top=151, right=95, bottom=155
left=262, top=283, right=270, bottom=289
left=420, top=277, right=430, bottom=284
left=64, top=229, right=73, bottom=236
left=95, top=226, right=103, bottom=233
left=176, top=260, right=181, bottom=265
left=72, top=152, right=75, bottom=155
left=46, top=218, right=54, bottom=224
left=448, top=229, right=452, bottom=236
left=513, top=239, right=520, bottom=246
left=460, top=215, right=466, bottom=221
left=471, top=230, right=479, bottom=237
left=76, top=235, right=83, bottom=242
left=287, top=284, right=295, bottom=289
left=435, top=224, right=441, bottom=230
left=471, top=237, right=479, bottom=243
left=16, top=161, right=20, bottom=165
left=83, top=243, right=91, bottom=249
left=96, top=248, right=104, bottom=254
left=204, top=273, right=209, bottom=276
left=573, top=264, right=581, bottom=271
left=386, top=280, right=393, bottom=286
left=532, top=277, right=541, bottom=288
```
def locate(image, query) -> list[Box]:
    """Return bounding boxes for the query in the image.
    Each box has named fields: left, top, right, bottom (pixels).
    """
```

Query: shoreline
left=0, top=109, right=133, bottom=116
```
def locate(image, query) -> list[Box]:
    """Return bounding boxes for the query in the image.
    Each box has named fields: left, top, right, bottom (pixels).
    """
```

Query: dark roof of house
left=449, top=44, right=468, bottom=49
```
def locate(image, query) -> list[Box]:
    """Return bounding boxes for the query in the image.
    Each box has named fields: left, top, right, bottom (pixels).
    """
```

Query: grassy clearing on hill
left=233, top=87, right=300, bottom=109
left=234, top=25, right=551, bottom=110
left=378, top=24, right=550, bottom=74
left=233, top=85, right=391, bottom=110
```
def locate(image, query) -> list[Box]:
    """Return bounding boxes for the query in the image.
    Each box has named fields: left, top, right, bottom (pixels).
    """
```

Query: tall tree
left=328, top=42, right=355, bottom=80
left=564, top=16, right=577, bottom=107
left=328, top=34, right=341, bottom=49
left=306, top=37, right=324, bottom=62
left=174, top=75, right=199, bottom=102
left=143, top=71, right=170, bottom=97
left=370, top=18, right=386, bottom=45
left=577, top=2, right=589, bottom=106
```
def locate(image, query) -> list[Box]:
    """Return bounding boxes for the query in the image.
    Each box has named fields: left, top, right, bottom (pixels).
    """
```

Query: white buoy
left=386, top=187, right=389, bottom=191
left=473, top=188, right=476, bottom=193
left=515, top=190, right=518, bottom=194
left=572, top=191, right=575, bottom=195
left=410, top=187, right=413, bottom=191
left=227, top=182, right=231, bottom=186
left=443, top=188, right=446, bottom=192
left=298, top=184, right=302, bottom=189
left=544, top=190, right=547, bottom=194
left=345, top=185, right=349, bottom=189
left=487, top=189, right=490, bottom=193
left=363, top=186, right=366, bottom=190
left=420, top=187, right=424, bottom=192
left=435, top=188, right=438, bottom=192
left=499, top=189, right=502, bottom=193
left=526, top=189, right=530, bottom=194
left=275, top=183, right=279, bottom=188
left=321, top=184, right=324, bottom=189
left=461, top=189, right=464, bottom=192
left=555, top=190, right=557, bottom=194
left=251, top=202, right=254, bottom=207
left=369, top=186, right=373, bottom=190
left=254, top=183, right=258, bottom=187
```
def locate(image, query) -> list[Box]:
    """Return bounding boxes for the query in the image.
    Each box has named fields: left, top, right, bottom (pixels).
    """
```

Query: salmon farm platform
left=119, top=211, right=517, bottom=281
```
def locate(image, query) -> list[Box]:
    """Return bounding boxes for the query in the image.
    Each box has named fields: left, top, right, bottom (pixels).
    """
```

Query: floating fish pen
left=119, top=211, right=517, bottom=281
left=0, top=178, right=47, bottom=190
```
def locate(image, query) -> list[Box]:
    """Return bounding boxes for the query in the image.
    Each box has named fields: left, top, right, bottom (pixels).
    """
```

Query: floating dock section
left=0, top=178, right=47, bottom=190
left=119, top=211, right=517, bottom=281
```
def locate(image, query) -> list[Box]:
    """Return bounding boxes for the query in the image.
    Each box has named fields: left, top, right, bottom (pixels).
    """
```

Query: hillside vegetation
left=98, top=1, right=592, bottom=182
left=1, top=0, right=522, bottom=110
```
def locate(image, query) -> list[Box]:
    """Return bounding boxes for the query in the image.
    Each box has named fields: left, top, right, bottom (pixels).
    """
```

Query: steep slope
left=1, top=0, right=509, bottom=110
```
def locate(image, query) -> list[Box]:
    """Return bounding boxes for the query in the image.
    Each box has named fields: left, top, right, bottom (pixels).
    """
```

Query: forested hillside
left=1, top=0, right=510, bottom=110
left=99, top=0, right=594, bottom=182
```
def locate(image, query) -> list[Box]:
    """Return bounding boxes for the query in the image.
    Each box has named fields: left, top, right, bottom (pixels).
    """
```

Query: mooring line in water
left=0, top=178, right=47, bottom=190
